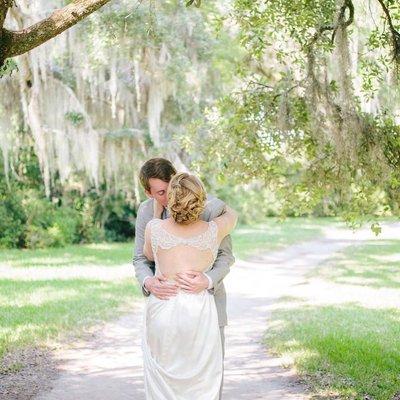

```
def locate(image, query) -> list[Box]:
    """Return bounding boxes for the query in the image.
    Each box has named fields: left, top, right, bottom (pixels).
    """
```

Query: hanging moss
left=0, top=0, right=230, bottom=199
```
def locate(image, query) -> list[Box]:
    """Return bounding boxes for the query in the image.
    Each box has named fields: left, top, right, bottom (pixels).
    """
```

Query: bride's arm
left=213, top=205, right=238, bottom=242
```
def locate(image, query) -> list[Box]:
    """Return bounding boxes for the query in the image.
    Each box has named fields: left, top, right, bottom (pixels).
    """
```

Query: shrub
left=0, top=186, right=26, bottom=248
left=23, top=191, right=82, bottom=248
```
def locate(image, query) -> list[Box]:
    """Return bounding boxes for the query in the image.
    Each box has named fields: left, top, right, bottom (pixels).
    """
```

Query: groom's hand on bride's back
left=144, top=274, right=179, bottom=300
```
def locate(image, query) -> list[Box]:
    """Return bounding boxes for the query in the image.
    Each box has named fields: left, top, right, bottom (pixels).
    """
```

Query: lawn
left=232, top=216, right=342, bottom=259
left=264, top=237, right=400, bottom=399
left=0, top=217, right=337, bottom=363
left=0, top=242, right=135, bottom=268
left=0, top=242, right=141, bottom=363
left=0, top=278, right=140, bottom=360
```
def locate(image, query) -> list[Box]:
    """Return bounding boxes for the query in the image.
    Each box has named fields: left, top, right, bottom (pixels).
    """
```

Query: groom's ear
left=144, top=189, right=153, bottom=199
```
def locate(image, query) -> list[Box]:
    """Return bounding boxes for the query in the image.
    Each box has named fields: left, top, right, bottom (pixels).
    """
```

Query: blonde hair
left=167, top=172, right=206, bottom=225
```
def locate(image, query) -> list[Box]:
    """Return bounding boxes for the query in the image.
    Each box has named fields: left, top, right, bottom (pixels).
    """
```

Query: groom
left=133, top=157, right=234, bottom=398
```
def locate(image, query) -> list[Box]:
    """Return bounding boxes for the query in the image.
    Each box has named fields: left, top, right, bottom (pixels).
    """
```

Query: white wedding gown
left=141, top=218, right=223, bottom=400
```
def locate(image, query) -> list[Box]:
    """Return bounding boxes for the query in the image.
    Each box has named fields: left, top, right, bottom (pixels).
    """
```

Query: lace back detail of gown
left=149, top=219, right=219, bottom=264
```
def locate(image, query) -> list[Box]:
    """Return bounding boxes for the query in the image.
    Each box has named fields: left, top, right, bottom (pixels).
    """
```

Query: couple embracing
left=133, top=158, right=238, bottom=400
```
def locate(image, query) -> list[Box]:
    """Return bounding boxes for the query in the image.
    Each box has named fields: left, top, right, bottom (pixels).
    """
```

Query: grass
left=0, top=278, right=140, bottom=356
left=265, top=237, right=400, bottom=399
left=0, top=214, right=398, bottom=400
left=0, top=216, right=336, bottom=362
left=232, top=216, right=342, bottom=259
left=0, top=242, right=140, bottom=361
left=0, top=217, right=340, bottom=268
left=0, top=277, right=140, bottom=359
left=0, top=242, right=134, bottom=268
left=264, top=303, right=400, bottom=399
left=306, top=239, right=400, bottom=289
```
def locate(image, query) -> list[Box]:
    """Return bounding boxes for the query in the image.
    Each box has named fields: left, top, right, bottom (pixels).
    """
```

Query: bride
left=141, top=172, right=238, bottom=400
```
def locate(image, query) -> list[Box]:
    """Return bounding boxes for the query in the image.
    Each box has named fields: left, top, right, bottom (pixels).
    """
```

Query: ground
left=20, top=222, right=398, bottom=400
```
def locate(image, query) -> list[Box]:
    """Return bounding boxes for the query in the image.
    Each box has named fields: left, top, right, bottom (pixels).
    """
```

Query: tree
left=0, top=0, right=234, bottom=198
left=182, top=0, right=400, bottom=228
left=0, top=0, right=112, bottom=69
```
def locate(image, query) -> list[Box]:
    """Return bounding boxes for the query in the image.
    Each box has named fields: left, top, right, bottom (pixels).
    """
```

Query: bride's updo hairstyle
left=167, top=172, right=206, bottom=225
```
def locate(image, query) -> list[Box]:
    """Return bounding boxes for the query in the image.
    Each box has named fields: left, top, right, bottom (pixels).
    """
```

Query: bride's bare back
left=144, top=206, right=238, bottom=282
left=147, top=219, right=218, bottom=281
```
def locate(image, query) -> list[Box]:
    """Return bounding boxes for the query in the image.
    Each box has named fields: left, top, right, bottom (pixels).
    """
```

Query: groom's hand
left=176, top=271, right=209, bottom=294
left=145, top=274, right=179, bottom=300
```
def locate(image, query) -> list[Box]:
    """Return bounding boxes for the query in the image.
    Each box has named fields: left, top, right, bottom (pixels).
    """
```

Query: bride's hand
left=153, top=199, right=164, bottom=218
left=176, top=271, right=209, bottom=293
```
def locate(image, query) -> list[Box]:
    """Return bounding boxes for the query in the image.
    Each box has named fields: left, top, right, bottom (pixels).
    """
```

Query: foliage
left=21, top=190, right=80, bottom=248
left=0, top=59, right=18, bottom=78
left=0, top=182, right=26, bottom=248
left=2, top=0, right=400, bottom=248
left=180, top=0, right=400, bottom=229
left=64, top=111, right=85, bottom=126
left=0, top=149, right=136, bottom=248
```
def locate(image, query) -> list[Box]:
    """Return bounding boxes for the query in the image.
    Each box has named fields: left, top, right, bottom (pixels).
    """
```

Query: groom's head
left=139, top=158, right=177, bottom=207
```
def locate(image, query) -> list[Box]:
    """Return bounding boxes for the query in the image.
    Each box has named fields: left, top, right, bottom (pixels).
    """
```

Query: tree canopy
left=182, top=0, right=400, bottom=229
left=0, top=0, right=399, bottom=242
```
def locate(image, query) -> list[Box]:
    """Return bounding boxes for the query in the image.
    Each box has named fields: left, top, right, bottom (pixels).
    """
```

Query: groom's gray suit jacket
left=133, top=194, right=235, bottom=327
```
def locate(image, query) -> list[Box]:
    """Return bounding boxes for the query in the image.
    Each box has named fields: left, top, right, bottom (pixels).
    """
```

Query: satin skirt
left=141, top=285, right=223, bottom=400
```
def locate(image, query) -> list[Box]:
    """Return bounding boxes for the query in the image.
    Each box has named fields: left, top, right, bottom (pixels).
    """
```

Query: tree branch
left=1, top=0, right=112, bottom=60
left=376, top=0, right=400, bottom=62
left=306, top=0, right=354, bottom=48
left=331, top=0, right=354, bottom=43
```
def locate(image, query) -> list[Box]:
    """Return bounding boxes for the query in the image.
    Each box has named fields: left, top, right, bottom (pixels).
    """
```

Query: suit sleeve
left=204, top=198, right=235, bottom=294
left=133, top=202, right=155, bottom=297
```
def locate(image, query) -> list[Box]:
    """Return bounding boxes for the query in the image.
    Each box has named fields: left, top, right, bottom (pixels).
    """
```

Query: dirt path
left=34, top=223, right=397, bottom=400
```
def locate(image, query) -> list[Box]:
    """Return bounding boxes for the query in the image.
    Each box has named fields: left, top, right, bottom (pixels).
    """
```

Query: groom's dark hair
left=139, top=158, right=177, bottom=192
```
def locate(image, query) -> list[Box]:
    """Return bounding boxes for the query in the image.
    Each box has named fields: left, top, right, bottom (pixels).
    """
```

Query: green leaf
left=186, top=0, right=201, bottom=7
left=0, top=59, right=18, bottom=78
